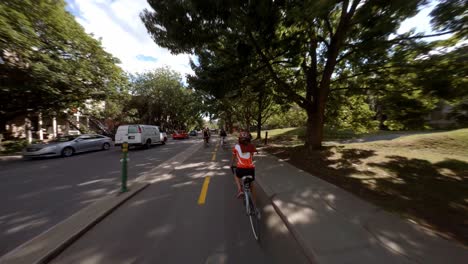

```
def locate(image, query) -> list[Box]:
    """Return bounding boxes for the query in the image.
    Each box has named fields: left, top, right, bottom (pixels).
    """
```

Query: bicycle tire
left=247, top=195, right=261, bottom=241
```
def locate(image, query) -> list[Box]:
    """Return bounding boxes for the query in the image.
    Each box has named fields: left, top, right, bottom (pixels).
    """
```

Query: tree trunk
left=256, top=117, right=262, bottom=139
left=304, top=108, right=325, bottom=151
left=0, top=117, right=6, bottom=141
left=304, top=86, right=327, bottom=151
left=226, top=113, right=233, bottom=133
left=256, top=92, right=263, bottom=139
left=0, top=117, right=6, bottom=133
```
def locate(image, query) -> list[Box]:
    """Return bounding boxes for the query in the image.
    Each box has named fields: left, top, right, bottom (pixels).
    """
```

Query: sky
left=65, top=0, right=194, bottom=80
left=65, top=0, right=443, bottom=79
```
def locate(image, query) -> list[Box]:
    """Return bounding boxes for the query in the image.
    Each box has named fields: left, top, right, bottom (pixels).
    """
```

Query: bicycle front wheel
left=248, top=196, right=261, bottom=241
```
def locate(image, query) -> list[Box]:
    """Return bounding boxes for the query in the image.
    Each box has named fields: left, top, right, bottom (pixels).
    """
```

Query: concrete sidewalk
left=254, top=152, right=468, bottom=264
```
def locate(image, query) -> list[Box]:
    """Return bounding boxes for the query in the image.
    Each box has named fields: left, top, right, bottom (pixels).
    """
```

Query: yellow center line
left=197, top=176, right=211, bottom=205
left=211, top=141, right=220, bottom=161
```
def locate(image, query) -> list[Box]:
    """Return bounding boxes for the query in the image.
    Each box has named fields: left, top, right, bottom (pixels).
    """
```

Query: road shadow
left=266, top=145, right=468, bottom=245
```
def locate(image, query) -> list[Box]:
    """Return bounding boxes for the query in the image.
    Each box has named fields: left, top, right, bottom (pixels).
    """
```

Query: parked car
left=172, top=130, right=189, bottom=139
left=23, top=134, right=112, bottom=158
left=115, top=124, right=163, bottom=148
left=189, top=130, right=197, bottom=136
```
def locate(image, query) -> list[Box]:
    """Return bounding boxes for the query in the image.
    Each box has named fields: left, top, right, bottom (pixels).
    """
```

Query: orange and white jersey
left=233, top=144, right=255, bottom=169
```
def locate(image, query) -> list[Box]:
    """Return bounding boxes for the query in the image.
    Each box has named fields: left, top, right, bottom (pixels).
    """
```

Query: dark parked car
left=189, top=130, right=197, bottom=136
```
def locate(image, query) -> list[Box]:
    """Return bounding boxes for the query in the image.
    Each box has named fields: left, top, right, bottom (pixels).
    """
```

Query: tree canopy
left=142, top=0, right=467, bottom=150
left=0, top=0, right=126, bottom=122
left=127, top=67, right=205, bottom=130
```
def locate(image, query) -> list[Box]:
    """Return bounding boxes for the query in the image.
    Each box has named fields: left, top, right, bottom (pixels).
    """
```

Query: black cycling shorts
left=235, top=168, right=255, bottom=180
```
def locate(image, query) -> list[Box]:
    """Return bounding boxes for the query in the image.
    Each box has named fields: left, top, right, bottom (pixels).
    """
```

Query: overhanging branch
left=247, top=31, right=308, bottom=109
left=387, top=30, right=460, bottom=43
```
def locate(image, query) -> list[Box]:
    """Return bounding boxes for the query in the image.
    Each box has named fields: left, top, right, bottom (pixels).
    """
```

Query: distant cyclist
left=203, top=127, right=210, bottom=143
left=231, top=131, right=257, bottom=199
left=220, top=128, right=227, bottom=145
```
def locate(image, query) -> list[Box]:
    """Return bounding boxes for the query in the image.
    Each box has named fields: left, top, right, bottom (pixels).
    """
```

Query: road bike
left=220, top=136, right=227, bottom=147
left=232, top=166, right=261, bottom=241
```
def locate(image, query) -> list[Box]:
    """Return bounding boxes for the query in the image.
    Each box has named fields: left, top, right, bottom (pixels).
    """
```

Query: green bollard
left=121, top=142, right=128, bottom=192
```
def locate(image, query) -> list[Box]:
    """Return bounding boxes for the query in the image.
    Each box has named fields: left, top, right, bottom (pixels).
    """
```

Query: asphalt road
left=0, top=138, right=194, bottom=256
left=51, top=137, right=309, bottom=264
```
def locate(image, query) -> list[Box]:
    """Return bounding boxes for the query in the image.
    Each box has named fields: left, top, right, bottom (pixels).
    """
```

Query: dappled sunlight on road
left=81, top=188, right=116, bottom=200
left=128, top=193, right=172, bottom=207
left=0, top=211, right=51, bottom=248
left=5, top=217, right=49, bottom=235
left=174, top=161, right=206, bottom=170
left=0, top=139, right=199, bottom=256
left=204, top=244, right=228, bottom=264
left=77, top=179, right=114, bottom=187
left=148, top=173, right=174, bottom=184
left=147, top=224, right=175, bottom=238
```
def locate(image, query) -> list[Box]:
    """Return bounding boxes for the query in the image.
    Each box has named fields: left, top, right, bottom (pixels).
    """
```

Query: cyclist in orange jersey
left=231, top=131, right=257, bottom=198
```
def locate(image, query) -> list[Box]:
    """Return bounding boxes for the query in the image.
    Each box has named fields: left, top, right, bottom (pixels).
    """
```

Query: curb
left=255, top=176, right=318, bottom=264
left=270, top=197, right=318, bottom=264
left=0, top=183, right=149, bottom=264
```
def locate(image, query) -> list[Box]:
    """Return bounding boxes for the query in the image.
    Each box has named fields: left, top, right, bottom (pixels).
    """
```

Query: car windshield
left=52, top=135, right=79, bottom=142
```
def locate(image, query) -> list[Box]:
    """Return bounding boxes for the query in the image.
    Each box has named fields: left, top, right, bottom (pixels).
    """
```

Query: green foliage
left=128, top=67, right=204, bottom=130
left=430, top=0, right=468, bottom=38
left=380, top=91, right=438, bottom=130
left=326, top=94, right=379, bottom=133
left=141, top=0, right=467, bottom=148
left=404, top=45, right=468, bottom=101
left=0, top=0, right=126, bottom=121
left=266, top=104, right=307, bottom=129
left=448, top=98, right=468, bottom=126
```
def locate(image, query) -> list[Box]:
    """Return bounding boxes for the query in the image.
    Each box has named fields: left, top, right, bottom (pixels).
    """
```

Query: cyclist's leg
left=248, top=168, right=257, bottom=205
left=234, top=175, right=242, bottom=196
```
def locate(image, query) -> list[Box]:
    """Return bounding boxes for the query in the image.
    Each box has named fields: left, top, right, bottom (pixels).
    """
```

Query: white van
left=115, top=125, right=162, bottom=148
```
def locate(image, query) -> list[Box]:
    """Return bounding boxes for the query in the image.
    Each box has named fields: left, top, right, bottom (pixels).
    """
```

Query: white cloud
left=66, top=0, right=193, bottom=80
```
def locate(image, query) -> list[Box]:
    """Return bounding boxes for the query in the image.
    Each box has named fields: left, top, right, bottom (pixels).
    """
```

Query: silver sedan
left=23, top=134, right=113, bottom=158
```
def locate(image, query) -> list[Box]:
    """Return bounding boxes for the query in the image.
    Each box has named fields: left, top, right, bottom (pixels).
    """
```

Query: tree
left=141, top=0, right=465, bottom=150
left=129, top=67, right=204, bottom=130
left=0, top=0, right=126, bottom=128
left=187, top=43, right=280, bottom=137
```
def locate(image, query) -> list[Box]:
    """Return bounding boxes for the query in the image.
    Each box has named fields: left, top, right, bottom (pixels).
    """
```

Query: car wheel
left=62, top=147, right=74, bottom=157
left=145, top=139, right=151, bottom=149
left=102, top=142, right=111, bottom=150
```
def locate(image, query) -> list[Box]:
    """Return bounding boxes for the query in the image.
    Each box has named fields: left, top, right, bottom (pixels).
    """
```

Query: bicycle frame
left=241, top=176, right=255, bottom=215
left=232, top=167, right=260, bottom=241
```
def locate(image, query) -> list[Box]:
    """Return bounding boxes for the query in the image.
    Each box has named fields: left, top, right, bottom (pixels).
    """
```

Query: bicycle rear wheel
left=247, top=195, right=261, bottom=241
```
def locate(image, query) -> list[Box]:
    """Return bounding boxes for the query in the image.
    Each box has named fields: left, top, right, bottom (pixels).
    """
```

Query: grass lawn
left=262, top=128, right=468, bottom=245
left=252, top=126, right=444, bottom=143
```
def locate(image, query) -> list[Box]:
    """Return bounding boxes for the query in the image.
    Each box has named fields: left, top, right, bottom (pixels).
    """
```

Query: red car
left=172, top=131, right=189, bottom=139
